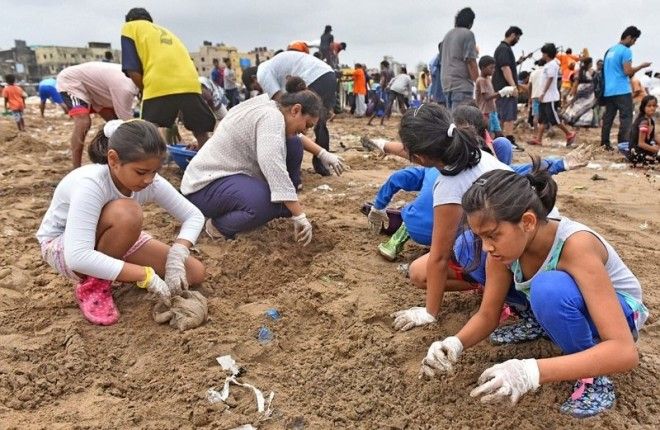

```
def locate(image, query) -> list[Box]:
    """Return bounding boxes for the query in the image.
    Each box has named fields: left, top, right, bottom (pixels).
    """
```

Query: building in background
left=190, top=41, right=275, bottom=85
left=0, top=40, right=38, bottom=83
left=33, top=42, right=120, bottom=77
left=0, top=40, right=119, bottom=83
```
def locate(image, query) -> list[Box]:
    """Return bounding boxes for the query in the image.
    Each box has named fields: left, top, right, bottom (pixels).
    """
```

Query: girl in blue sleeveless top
left=417, top=162, right=648, bottom=418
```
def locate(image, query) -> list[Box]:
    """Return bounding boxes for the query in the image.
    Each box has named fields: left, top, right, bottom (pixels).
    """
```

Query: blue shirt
left=373, top=166, right=438, bottom=246
left=604, top=43, right=632, bottom=97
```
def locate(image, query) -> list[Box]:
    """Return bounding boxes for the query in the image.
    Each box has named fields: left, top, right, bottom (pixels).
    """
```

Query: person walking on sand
left=527, top=44, right=576, bottom=146
left=2, top=74, right=26, bottom=131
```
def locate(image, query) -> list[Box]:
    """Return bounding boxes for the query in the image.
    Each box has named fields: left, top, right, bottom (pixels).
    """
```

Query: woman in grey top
left=182, top=77, right=344, bottom=245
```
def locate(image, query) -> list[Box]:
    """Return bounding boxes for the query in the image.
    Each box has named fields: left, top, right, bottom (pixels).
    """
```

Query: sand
left=0, top=104, right=658, bottom=429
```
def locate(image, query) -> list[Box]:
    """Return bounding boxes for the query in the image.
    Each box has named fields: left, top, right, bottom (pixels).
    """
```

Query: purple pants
left=187, top=136, right=302, bottom=238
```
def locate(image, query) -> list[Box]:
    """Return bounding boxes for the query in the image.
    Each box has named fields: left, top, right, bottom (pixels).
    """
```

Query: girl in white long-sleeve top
left=36, top=119, right=206, bottom=326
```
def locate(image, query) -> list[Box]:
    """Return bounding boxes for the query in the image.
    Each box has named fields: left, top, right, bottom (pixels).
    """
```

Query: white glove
left=498, top=86, right=516, bottom=98
left=138, top=267, right=175, bottom=302
left=367, top=206, right=388, bottom=234
left=470, top=359, right=540, bottom=405
left=419, top=336, right=463, bottom=379
left=317, top=149, right=346, bottom=176
left=164, top=243, right=189, bottom=294
left=390, top=306, right=437, bottom=331
left=291, top=213, right=313, bottom=246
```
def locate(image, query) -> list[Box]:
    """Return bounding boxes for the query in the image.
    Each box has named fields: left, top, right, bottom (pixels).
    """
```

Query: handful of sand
left=152, top=290, right=208, bottom=331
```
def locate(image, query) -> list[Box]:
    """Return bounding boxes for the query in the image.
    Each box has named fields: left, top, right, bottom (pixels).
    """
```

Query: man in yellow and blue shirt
left=121, top=8, right=215, bottom=147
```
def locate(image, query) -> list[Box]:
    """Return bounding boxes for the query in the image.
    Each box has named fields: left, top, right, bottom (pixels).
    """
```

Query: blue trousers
left=530, top=271, right=636, bottom=353
left=187, top=136, right=302, bottom=238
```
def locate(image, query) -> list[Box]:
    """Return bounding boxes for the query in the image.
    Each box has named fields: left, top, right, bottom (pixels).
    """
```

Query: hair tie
left=447, top=123, right=456, bottom=138
left=413, top=103, right=424, bottom=117
left=103, top=119, right=124, bottom=138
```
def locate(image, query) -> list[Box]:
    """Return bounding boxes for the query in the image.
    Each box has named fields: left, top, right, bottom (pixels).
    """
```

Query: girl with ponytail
left=36, top=119, right=206, bottom=326
left=391, top=103, right=518, bottom=332
left=418, top=166, right=648, bottom=418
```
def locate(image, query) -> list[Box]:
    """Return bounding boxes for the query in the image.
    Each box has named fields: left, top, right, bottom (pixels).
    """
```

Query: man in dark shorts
left=121, top=8, right=215, bottom=148
left=493, top=26, right=523, bottom=150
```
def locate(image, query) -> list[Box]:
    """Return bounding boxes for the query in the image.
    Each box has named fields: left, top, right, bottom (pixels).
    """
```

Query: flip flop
left=566, top=131, right=577, bottom=145
left=75, top=276, right=119, bottom=325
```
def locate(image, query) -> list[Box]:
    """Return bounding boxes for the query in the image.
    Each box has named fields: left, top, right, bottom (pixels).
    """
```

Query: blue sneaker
left=560, top=376, right=616, bottom=418
left=489, top=309, right=547, bottom=345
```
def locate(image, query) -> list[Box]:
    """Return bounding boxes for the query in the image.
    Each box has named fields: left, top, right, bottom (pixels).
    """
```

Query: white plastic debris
left=609, top=163, right=628, bottom=170
left=230, top=426, right=257, bottom=430
left=314, top=184, right=333, bottom=192
left=207, top=355, right=274, bottom=418
left=640, top=222, right=649, bottom=230
left=217, top=355, right=240, bottom=376
left=586, top=162, right=603, bottom=170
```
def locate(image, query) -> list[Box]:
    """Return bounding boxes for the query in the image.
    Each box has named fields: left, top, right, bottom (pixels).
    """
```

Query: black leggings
left=308, top=71, right=337, bottom=175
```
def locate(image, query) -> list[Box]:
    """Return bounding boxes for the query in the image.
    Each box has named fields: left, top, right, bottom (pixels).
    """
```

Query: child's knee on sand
left=96, top=199, right=144, bottom=258
left=409, top=254, right=428, bottom=289
left=185, top=256, right=206, bottom=286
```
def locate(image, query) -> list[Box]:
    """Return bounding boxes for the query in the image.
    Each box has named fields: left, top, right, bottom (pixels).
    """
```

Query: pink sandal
left=75, top=277, right=120, bottom=325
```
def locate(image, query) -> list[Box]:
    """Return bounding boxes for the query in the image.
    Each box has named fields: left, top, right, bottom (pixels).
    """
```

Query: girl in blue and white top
left=419, top=165, right=648, bottom=418
left=36, top=120, right=206, bottom=326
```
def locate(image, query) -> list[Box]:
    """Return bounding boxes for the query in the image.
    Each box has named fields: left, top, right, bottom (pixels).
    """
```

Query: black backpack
left=594, top=48, right=611, bottom=105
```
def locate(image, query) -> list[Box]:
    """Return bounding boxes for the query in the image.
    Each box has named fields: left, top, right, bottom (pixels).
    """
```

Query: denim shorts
left=11, top=110, right=23, bottom=122
left=532, top=99, right=540, bottom=116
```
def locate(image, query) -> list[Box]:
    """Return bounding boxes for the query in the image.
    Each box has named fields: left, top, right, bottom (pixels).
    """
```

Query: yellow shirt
left=121, top=20, right=200, bottom=100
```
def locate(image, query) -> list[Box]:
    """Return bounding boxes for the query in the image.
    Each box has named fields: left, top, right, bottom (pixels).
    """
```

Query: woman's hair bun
left=285, top=76, right=307, bottom=93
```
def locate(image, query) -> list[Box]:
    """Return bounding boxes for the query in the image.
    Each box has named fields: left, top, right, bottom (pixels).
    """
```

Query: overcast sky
left=3, top=0, right=659, bottom=74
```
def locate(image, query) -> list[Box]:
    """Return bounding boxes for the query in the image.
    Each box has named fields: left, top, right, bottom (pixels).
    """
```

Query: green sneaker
left=378, top=224, right=410, bottom=261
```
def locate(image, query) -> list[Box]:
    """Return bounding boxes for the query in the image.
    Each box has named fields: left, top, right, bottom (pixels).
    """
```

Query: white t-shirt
left=432, top=151, right=512, bottom=207
left=530, top=68, right=545, bottom=99
left=389, top=73, right=412, bottom=95
left=36, top=164, right=204, bottom=281
left=256, top=51, right=333, bottom=97
left=540, top=59, right=561, bottom=103
left=181, top=94, right=298, bottom=202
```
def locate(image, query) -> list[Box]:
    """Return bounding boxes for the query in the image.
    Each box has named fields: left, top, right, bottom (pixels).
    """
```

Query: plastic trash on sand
left=314, top=184, right=333, bottom=192
left=207, top=355, right=275, bottom=419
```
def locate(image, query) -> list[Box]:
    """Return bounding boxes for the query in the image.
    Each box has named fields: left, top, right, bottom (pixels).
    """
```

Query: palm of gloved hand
left=419, top=336, right=463, bottom=379
left=390, top=306, right=436, bottom=331
left=164, top=243, right=190, bottom=295
left=367, top=206, right=388, bottom=234
left=292, top=213, right=313, bottom=246
left=470, top=358, right=540, bottom=405
left=147, top=272, right=174, bottom=303
left=318, top=149, right=347, bottom=176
